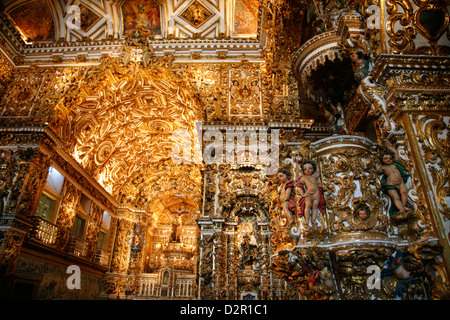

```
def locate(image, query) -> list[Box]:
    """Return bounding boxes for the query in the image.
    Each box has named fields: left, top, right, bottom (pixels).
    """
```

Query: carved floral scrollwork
left=85, top=204, right=104, bottom=262
left=412, top=0, right=450, bottom=44
left=0, top=146, right=49, bottom=217
left=385, top=0, right=450, bottom=55
left=319, top=147, right=387, bottom=234
left=386, top=0, right=416, bottom=54
left=0, top=229, right=26, bottom=275
left=358, top=76, right=394, bottom=140
left=415, top=115, right=450, bottom=220
left=335, top=247, right=394, bottom=299
left=199, top=234, right=214, bottom=299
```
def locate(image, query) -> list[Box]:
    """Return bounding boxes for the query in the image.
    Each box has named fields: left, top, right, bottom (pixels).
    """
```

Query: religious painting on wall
left=8, top=0, right=55, bottom=42
left=229, top=68, right=262, bottom=117
left=122, top=0, right=162, bottom=37
left=233, top=0, right=259, bottom=35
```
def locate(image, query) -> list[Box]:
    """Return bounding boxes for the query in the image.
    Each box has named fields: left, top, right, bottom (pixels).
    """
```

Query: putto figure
left=296, top=161, right=326, bottom=228
left=377, top=142, right=410, bottom=217
left=277, top=168, right=297, bottom=227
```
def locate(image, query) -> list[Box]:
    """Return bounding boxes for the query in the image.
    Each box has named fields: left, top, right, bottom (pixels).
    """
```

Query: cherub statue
left=377, top=142, right=410, bottom=217
left=277, top=168, right=297, bottom=227
left=296, top=160, right=326, bottom=228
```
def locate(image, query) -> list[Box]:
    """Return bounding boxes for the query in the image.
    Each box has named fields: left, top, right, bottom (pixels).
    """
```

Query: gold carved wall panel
left=385, top=0, right=450, bottom=55
left=413, top=114, right=450, bottom=230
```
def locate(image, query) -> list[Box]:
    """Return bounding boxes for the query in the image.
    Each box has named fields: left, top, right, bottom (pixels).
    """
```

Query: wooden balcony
left=30, top=216, right=59, bottom=246
left=95, top=248, right=111, bottom=267
left=29, top=216, right=111, bottom=269
left=67, top=234, right=89, bottom=258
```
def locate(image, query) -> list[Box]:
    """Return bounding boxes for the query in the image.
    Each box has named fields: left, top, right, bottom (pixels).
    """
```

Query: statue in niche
left=296, top=160, right=326, bottom=228
left=170, top=213, right=184, bottom=243
left=276, top=167, right=297, bottom=227
left=377, top=142, right=410, bottom=218
left=241, top=232, right=258, bottom=268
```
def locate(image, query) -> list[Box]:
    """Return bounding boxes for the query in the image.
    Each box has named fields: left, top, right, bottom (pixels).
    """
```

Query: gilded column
left=213, top=227, right=226, bottom=299
left=55, top=179, right=82, bottom=251
left=110, top=218, right=132, bottom=273
left=226, top=230, right=238, bottom=300
left=0, top=143, right=50, bottom=277
left=197, top=225, right=214, bottom=300
left=105, top=218, right=133, bottom=299
left=85, top=202, right=103, bottom=262
left=257, top=221, right=270, bottom=300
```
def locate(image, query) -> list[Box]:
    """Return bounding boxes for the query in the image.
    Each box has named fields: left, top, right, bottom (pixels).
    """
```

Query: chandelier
left=128, top=212, right=146, bottom=262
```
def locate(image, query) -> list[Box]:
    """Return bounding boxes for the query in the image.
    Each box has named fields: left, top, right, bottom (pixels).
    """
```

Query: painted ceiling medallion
left=8, top=0, right=55, bottom=42
left=415, top=5, right=449, bottom=41
left=79, top=4, right=102, bottom=32
left=179, top=0, right=214, bottom=29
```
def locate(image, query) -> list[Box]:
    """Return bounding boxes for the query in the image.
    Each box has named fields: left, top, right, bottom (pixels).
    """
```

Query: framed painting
left=122, top=0, right=162, bottom=36
left=8, top=0, right=55, bottom=42
left=233, top=0, right=259, bottom=36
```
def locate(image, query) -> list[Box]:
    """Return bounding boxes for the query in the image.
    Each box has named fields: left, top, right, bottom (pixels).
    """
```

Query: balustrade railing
left=134, top=274, right=195, bottom=299
left=95, top=248, right=111, bottom=267
left=67, top=234, right=89, bottom=258
left=29, top=216, right=111, bottom=268
left=31, top=216, right=59, bottom=246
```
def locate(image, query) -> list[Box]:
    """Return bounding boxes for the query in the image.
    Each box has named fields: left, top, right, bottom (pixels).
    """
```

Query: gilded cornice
left=368, top=54, right=450, bottom=115
left=370, top=54, right=450, bottom=90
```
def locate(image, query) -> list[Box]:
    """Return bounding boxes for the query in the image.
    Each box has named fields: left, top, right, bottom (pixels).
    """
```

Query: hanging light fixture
left=128, top=210, right=146, bottom=262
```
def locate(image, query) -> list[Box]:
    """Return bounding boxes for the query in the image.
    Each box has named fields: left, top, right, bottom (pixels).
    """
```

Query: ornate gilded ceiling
left=50, top=58, right=203, bottom=218
left=0, top=0, right=264, bottom=63
left=0, top=0, right=269, bottom=223
left=3, top=0, right=259, bottom=41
